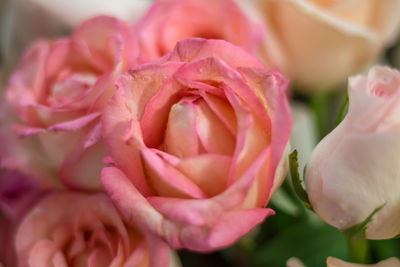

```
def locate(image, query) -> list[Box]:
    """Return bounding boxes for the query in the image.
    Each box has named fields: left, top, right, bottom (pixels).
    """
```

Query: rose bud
left=253, top=0, right=400, bottom=90
left=287, top=257, right=400, bottom=267
left=134, top=0, right=263, bottom=62
left=15, top=192, right=180, bottom=267
left=327, top=257, right=400, bottom=267
left=306, top=66, right=400, bottom=239
left=101, top=38, right=291, bottom=251
left=3, top=16, right=138, bottom=190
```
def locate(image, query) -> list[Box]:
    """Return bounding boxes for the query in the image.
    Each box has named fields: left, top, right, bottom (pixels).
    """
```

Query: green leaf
left=335, top=91, right=349, bottom=126
left=343, top=204, right=385, bottom=240
left=252, top=220, right=347, bottom=267
left=289, top=150, right=311, bottom=209
left=370, top=239, right=400, bottom=258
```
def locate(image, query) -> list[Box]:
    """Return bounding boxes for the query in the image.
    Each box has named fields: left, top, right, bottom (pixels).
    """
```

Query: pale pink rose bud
left=327, top=257, right=400, bottom=267
left=101, top=38, right=291, bottom=252
left=3, top=16, right=138, bottom=190
left=306, top=66, right=400, bottom=239
left=15, top=192, right=180, bottom=267
left=134, top=0, right=263, bottom=62
left=253, top=0, right=400, bottom=90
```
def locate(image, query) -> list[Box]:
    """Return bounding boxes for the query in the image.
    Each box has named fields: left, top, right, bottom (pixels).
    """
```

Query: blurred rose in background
left=2, top=16, right=138, bottom=190
left=134, top=0, right=263, bottom=62
left=0, top=170, right=41, bottom=267
left=15, top=192, right=180, bottom=267
left=1, top=0, right=400, bottom=266
left=0, top=0, right=152, bottom=76
left=252, top=0, right=400, bottom=90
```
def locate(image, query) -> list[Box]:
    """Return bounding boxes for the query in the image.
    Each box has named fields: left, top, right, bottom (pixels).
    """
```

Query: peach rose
left=254, top=0, right=400, bottom=90
left=306, top=66, right=400, bottom=239
left=101, top=38, right=291, bottom=251
left=3, top=16, right=138, bottom=190
left=15, top=192, right=180, bottom=267
left=134, top=0, right=263, bottom=62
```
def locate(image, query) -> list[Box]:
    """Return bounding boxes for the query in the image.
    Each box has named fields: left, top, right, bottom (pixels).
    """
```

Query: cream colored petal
left=257, top=0, right=379, bottom=89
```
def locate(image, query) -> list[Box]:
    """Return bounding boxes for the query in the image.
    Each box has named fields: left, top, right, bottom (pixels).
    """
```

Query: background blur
left=1, top=0, right=400, bottom=266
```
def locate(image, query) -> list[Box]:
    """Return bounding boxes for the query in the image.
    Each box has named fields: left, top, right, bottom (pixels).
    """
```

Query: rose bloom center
left=141, top=88, right=239, bottom=198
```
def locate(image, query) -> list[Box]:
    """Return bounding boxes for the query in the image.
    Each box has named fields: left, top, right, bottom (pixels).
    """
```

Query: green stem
left=347, top=237, right=369, bottom=264
left=310, top=92, right=331, bottom=139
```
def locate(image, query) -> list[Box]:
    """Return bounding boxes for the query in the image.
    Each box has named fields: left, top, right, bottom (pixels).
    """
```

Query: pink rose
left=135, top=0, right=263, bottom=62
left=3, top=16, right=138, bottom=190
left=15, top=192, right=180, bottom=267
left=101, top=38, right=291, bottom=251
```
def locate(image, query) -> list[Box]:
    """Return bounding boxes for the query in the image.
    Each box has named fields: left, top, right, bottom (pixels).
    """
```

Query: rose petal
left=100, top=167, right=164, bottom=233
left=166, top=38, right=264, bottom=69
left=146, top=234, right=173, bottom=267
left=60, top=123, right=106, bottom=191
left=47, top=112, right=101, bottom=132
left=72, top=16, right=137, bottom=72
left=88, top=247, right=113, bottom=267
left=200, top=91, right=237, bottom=136
left=6, top=41, right=51, bottom=126
left=176, top=154, right=232, bottom=196
left=139, top=77, right=186, bottom=148
left=52, top=250, right=69, bottom=267
left=164, top=99, right=199, bottom=157
left=146, top=146, right=270, bottom=227
left=141, top=148, right=207, bottom=199
left=13, top=124, right=44, bottom=137
left=194, top=98, right=236, bottom=155
left=224, top=88, right=268, bottom=186
left=173, top=56, right=269, bottom=127
left=122, top=240, right=148, bottom=267
left=27, top=240, right=59, bottom=267
left=194, top=208, right=273, bottom=250
left=237, top=67, right=291, bottom=203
